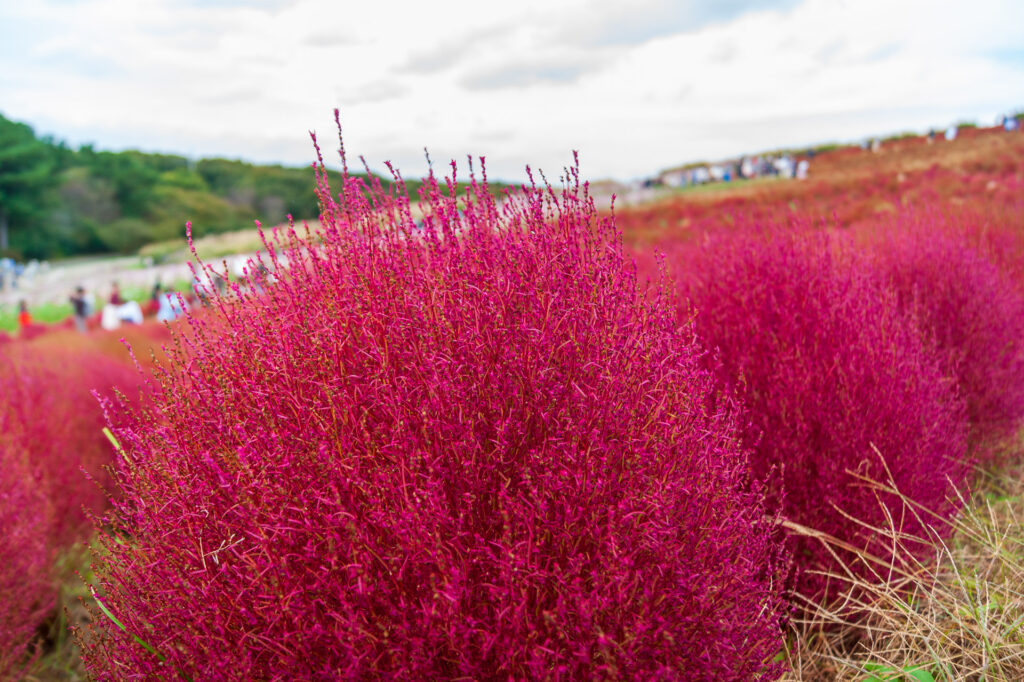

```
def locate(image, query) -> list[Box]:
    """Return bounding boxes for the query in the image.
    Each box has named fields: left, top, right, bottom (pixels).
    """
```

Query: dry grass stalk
left=783, top=441, right=1024, bottom=681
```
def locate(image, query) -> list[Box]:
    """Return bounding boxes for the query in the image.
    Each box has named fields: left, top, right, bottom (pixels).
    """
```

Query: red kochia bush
left=0, top=434, right=52, bottom=678
left=0, top=332, right=146, bottom=675
left=0, top=344, right=142, bottom=548
left=85, top=132, right=787, bottom=679
left=678, top=227, right=969, bottom=605
left=869, top=216, right=1024, bottom=459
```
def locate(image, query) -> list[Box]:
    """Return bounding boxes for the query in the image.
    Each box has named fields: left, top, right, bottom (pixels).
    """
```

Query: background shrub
left=868, top=214, right=1024, bottom=460
left=677, top=226, right=970, bottom=605
left=0, top=343, right=143, bottom=548
left=0, top=434, right=53, bottom=678
left=84, top=140, right=787, bottom=680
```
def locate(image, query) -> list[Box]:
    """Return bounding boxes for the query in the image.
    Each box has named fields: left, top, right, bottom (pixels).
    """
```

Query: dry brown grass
left=138, top=225, right=281, bottom=263
left=782, top=441, right=1024, bottom=681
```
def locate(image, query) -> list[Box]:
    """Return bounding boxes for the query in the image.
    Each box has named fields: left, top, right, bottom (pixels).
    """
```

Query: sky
left=1, top=0, right=1023, bottom=183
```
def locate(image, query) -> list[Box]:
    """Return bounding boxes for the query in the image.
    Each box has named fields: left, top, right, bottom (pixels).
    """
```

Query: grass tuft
left=782, top=437, right=1024, bottom=680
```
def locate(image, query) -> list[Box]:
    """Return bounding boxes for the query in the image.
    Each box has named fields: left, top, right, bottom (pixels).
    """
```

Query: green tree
left=0, top=113, right=55, bottom=257
left=51, top=167, right=120, bottom=254
left=74, top=147, right=159, bottom=217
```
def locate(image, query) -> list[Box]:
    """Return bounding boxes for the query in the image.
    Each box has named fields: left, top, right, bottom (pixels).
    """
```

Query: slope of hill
left=615, top=125, right=1024, bottom=252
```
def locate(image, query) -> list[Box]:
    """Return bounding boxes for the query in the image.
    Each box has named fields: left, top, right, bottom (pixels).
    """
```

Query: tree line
left=0, top=113, right=507, bottom=260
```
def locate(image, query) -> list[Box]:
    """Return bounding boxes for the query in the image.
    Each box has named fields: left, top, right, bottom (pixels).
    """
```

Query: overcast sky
left=2, top=0, right=1023, bottom=182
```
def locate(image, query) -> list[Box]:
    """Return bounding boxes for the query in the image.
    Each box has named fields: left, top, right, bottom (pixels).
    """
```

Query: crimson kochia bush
left=869, top=214, right=1024, bottom=460
left=0, top=343, right=143, bottom=548
left=0, top=424, right=52, bottom=679
left=678, top=227, right=970, bottom=606
left=0, top=342, right=141, bottom=675
left=84, top=126, right=788, bottom=680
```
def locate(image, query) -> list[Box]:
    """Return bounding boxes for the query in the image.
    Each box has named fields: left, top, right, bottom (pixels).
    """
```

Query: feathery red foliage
left=677, top=226, right=970, bottom=605
left=869, top=215, right=1024, bottom=459
left=0, top=437, right=52, bottom=678
left=0, top=326, right=151, bottom=674
left=84, top=128, right=787, bottom=680
left=0, top=343, right=143, bottom=548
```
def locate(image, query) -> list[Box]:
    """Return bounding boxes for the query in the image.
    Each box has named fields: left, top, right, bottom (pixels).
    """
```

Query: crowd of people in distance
left=657, top=113, right=1022, bottom=191
left=14, top=279, right=202, bottom=338
left=0, top=257, right=47, bottom=293
left=77, top=277, right=227, bottom=333
left=657, top=152, right=810, bottom=190
left=7, top=253, right=279, bottom=340
left=63, top=281, right=182, bottom=334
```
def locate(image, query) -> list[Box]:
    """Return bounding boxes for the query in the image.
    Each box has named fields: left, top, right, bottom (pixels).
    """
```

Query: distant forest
left=0, top=113, right=508, bottom=260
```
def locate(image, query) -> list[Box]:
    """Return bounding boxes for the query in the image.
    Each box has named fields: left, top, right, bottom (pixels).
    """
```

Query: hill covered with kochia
left=615, top=124, right=1024, bottom=258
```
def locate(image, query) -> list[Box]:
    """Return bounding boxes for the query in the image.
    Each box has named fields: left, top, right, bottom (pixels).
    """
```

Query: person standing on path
left=17, top=300, right=31, bottom=330
left=70, top=286, right=89, bottom=333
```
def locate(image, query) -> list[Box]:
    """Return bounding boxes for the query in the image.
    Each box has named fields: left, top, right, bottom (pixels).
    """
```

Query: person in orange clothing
left=17, top=300, right=32, bottom=329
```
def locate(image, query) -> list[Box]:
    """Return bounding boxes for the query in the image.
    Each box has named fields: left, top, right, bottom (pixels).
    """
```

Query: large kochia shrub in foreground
left=84, top=131, right=787, bottom=680
left=678, top=227, right=970, bottom=606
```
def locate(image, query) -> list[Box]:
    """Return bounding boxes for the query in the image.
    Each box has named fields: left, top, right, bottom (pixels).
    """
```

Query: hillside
left=0, top=113, right=509, bottom=260
left=614, top=124, right=1024, bottom=249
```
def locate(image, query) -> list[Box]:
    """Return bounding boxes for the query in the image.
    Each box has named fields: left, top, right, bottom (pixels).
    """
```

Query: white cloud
left=1, top=0, right=1023, bottom=181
